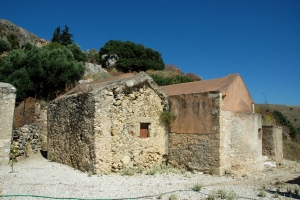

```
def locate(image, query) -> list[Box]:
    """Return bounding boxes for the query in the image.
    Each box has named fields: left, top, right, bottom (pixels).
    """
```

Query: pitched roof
left=161, top=74, right=240, bottom=96
left=65, top=73, right=136, bottom=95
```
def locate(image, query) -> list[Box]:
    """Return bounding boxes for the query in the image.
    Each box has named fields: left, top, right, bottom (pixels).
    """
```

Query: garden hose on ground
left=0, top=190, right=262, bottom=200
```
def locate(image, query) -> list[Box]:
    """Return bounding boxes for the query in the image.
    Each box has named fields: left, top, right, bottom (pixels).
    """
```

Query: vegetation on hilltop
left=0, top=19, right=46, bottom=48
left=145, top=64, right=201, bottom=86
left=0, top=42, right=85, bottom=101
left=0, top=20, right=202, bottom=102
left=51, top=25, right=74, bottom=46
left=99, top=40, right=165, bottom=72
left=255, top=105, right=300, bottom=138
left=255, top=104, right=300, bottom=162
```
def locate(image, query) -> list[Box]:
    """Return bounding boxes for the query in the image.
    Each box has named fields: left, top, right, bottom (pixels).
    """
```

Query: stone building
left=262, top=126, right=283, bottom=162
left=0, top=82, right=16, bottom=165
left=162, top=74, right=263, bottom=175
left=47, top=72, right=169, bottom=174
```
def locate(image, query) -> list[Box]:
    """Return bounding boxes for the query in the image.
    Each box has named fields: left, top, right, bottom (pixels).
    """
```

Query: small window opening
left=140, top=123, right=150, bottom=138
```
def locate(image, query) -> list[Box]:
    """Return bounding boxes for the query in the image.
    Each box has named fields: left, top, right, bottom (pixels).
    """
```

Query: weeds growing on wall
left=160, top=111, right=176, bottom=126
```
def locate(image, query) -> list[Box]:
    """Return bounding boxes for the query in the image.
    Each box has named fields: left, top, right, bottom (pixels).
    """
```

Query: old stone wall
left=168, top=133, right=221, bottom=174
left=48, top=72, right=168, bottom=174
left=220, top=111, right=263, bottom=174
left=168, top=92, right=222, bottom=174
left=48, top=93, right=96, bottom=173
left=262, top=126, right=283, bottom=162
left=11, top=123, right=42, bottom=159
left=0, top=83, right=16, bottom=165
left=93, top=82, right=168, bottom=173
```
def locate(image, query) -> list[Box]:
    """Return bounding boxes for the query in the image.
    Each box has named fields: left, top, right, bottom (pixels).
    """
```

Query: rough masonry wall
left=0, top=83, right=16, bottom=165
left=220, top=111, right=263, bottom=174
left=262, top=126, right=283, bottom=162
left=168, top=92, right=222, bottom=174
left=93, top=82, right=167, bottom=173
left=48, top=93, right=96, bottom=173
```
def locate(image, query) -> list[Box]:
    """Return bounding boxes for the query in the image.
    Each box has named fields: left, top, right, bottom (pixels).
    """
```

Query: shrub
left=99, top=40, right=165, bottom=72
left=185, top=72, right=202, bottom=81
left=192, top=182, right=203, bottom=192
left=0, top=44, right=85, bottom=101
left=165, top=64, right=184, bottom=75
left=207, top=191, right=217, bottom=200
left=48, top=152, right=57, bottom=161
left=168, top=194, right=178, bottom=200
left=160, top=111, right=176, bottom=125
left=258, top=189, right=266, bottom=197
left=7, top=34, right=19, bottom=49
left=150, top=74, right=194, bottom=86
left=227, top=191, right=237, bottom=200
left=273, top=110, right=299, bottom=137
left=87, top=171, right=93, bottom=177
left=146, top=168, right=157, bottom=175
left=217, top=189, right=227, bottom=199
left=14, top=97, right=36, bottom=128
left=86, top=72, right=111, bottom=81
left=121, top=168, right=135, bottom=176
left=0, top=38, right=11, bottom=53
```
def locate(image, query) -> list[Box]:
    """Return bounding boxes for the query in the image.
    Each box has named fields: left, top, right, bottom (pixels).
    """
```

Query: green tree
left=44, top=42, right=62, bottom=50
left=0, top=49, right=33, bottom=99
left=87, top=49, right=99, bottom=63
left=99, top=40, right=165, bottom=72
left=51, top=26, right=61, bottom=43
left=50, top=25, right=73, bottom=46
left=7, top=34, right=19, bottom=49
left=66, top=44, right=87, bottom=62
left=61, top=25, right=73, bottom=46
left=273, top=110, right=299, bottom=138
left=0, top=38, right=11, bottom=53
left=0, top=43, right=85, bottom=101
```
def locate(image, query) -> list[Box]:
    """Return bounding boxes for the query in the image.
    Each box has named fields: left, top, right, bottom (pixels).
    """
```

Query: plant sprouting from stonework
left=9, top=158, right=17, bottom=173
left=159, top=110, right=176, bottom=126
left=48, top=151, right=57, bottom=161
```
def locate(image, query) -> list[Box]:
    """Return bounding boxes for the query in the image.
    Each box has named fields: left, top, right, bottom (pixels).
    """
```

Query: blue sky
left=1, top=0, right=299, bottom=105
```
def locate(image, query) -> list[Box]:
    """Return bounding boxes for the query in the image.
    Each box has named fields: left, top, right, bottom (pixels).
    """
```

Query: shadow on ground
left=286, top=176, right=300, bottom=185
left=267, top=190, right=300, bottom=199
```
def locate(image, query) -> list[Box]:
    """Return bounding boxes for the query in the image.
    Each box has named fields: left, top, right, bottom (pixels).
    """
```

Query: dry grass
left=256, top=104, right=300, bottom=129
left=146, top=69, right=182, bottom=78
left=14, top=97, right=36, bottom=128
left=283, top=139, right=300, bottom=162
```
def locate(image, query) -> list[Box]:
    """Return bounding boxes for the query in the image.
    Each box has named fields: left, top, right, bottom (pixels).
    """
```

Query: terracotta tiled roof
left=161, top=74, right=240, bottom=96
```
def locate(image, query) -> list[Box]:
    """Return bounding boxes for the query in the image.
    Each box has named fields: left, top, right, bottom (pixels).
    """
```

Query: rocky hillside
left=0, top=19, right=48, bottom=48
left=256, top=104, right=300, bottom=129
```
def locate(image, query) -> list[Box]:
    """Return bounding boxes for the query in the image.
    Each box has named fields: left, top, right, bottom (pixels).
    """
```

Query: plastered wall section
left=0, top=83, right=16, bottom=165
left=262, top=126, right=283, bottom=162
left=93, top=82, right=168, bottom=173
left=221, top=75, right=253, bottom=112
left=168, top=92, right=222, bottom=174
left=220, top=110, right=263, bottom=174
left=47, top=93, right=96, bottom=173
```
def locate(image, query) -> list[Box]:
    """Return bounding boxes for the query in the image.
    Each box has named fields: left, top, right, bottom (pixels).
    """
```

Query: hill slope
left=0, top=19, right=48, bottom=47
left=256, top=104, right=300, bottom=129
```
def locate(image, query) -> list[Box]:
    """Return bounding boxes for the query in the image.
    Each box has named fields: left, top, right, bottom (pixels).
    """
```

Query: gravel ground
left=1, top=153, right=300, bottom=200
